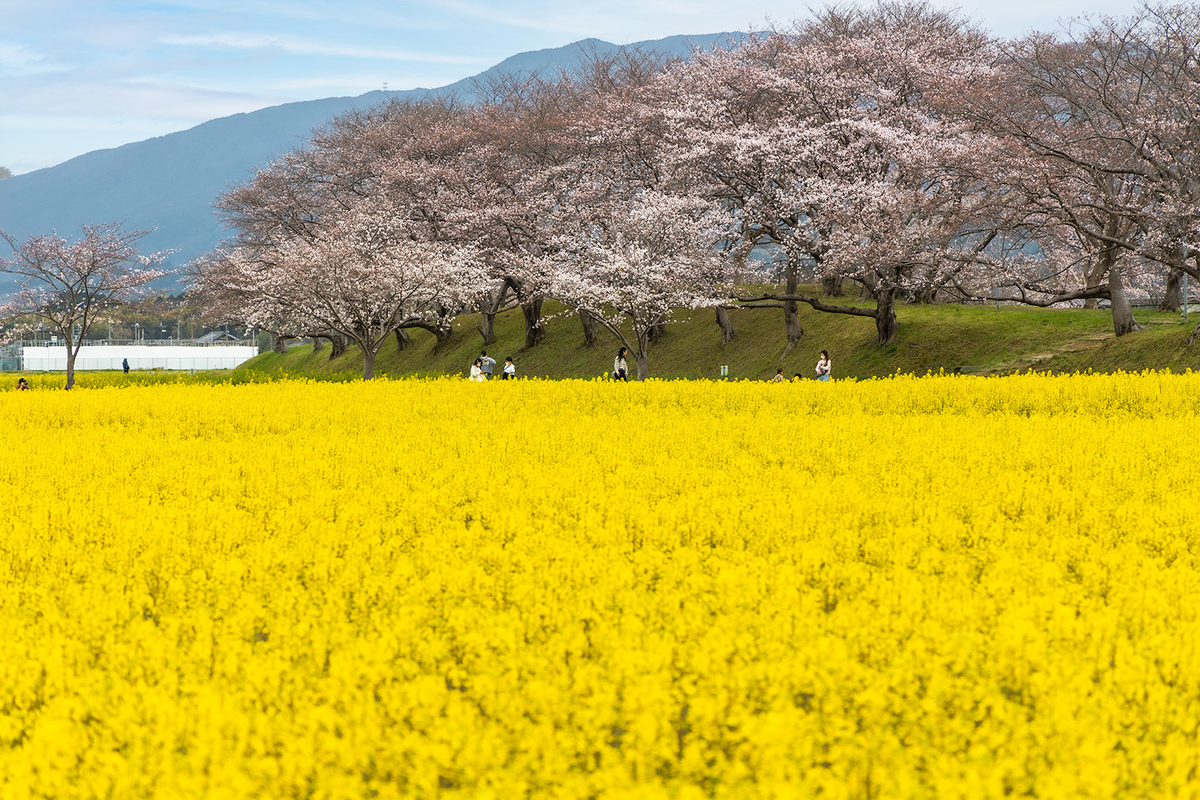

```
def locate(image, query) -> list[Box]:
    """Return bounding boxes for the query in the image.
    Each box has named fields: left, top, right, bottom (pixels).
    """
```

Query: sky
left=0, top=0, right=1144, bottom=176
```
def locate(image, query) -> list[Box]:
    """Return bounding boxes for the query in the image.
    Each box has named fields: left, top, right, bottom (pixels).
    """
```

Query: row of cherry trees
left=191, top=2, right=1200, bottom=380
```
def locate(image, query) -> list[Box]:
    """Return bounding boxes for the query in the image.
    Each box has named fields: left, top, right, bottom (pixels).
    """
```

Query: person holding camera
left=815, top=350, right=832, bottom=382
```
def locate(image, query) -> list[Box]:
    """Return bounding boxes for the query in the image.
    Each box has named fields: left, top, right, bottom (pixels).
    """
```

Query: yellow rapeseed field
left=1, top=372, right=1198, bottom=799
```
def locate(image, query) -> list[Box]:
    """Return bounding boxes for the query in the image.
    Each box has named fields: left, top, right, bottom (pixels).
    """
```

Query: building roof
left=196, top=330, right=241, bottom=343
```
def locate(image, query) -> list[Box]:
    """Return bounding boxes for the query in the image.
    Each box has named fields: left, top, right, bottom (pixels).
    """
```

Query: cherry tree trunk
left=578, top=308, right=600, bottom=347
left=821, top=275, right=844, bottom=297
left=1082, top=256, right=1108, bottom=310
left=784, top=264, right=803, bottom=348
left=329, top=334, right=347, bottom=360
left=716, top=306, right=736, bottom=345
left=910, top=286, right=937, bottom=304
left=65, top=346, right=77, bottom=391
left=1186, top=320, right=1200, bottom=347
left=311, top=336, right=324, bottom=353
left=273, top=336, right=290, bottom=354
left=432, top=325, right=453, bottom=353
left=874, top=289, right=899, bottom=345
left=635, top=352, right=649, bottom=381
left=362, top=347, right=376, bottom=381
left=647, top=318, right=666, bottom=344
left=1158, top=267, right=1184, bottom=313
left=477, top=311, right=497, bottom=346
left=522, top=299, right=545, bottom=348
left=394, top=328, right=410, bottom=352
left=1108, top=264, right=1144, bottom=337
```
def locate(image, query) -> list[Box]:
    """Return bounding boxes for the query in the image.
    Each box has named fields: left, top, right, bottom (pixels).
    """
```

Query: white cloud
left=159, top=32, right=490, bottom=65
left=0, top=42, right=68, bottom=76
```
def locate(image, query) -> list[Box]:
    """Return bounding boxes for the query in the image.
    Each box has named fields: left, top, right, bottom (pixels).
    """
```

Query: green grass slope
left=242, top=296, right=1200, bottom=381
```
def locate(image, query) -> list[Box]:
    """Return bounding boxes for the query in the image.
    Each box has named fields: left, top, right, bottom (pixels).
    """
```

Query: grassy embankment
left=242, top=292, right=1199, bottom=380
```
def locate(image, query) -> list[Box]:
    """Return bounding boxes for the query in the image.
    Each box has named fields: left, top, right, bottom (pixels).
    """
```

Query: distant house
left=197, top=330, right=241, bottom=343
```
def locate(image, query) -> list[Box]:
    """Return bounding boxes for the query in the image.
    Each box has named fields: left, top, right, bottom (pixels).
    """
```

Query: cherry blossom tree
left=192, top=203, right=484, bottom=380
left=544, top=192, right=732, bottom=380
left=963, top=5, right=1200, bottom=337
left=0, top=224, right=170, bottom=389
left=652, top=3, right=1001, bottom=345
left=206, top=100, right=488, bottom=368
left=460, top=49, right=678, bottom=349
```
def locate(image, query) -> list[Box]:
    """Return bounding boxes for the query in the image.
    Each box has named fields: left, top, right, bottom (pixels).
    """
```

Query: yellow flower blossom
left=0, top=371, right=1197, bottom=797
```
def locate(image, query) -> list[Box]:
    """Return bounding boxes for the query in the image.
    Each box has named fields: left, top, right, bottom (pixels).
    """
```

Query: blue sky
left=1, top=0, right=1142, bottom=176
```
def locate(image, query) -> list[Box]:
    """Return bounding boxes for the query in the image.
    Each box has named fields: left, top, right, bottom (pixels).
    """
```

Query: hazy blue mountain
left=0, top=33, right=740, bottom=295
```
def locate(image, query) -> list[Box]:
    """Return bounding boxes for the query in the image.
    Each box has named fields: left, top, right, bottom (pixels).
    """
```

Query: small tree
left=545, top=193, right=732, bottom=380
left=0, top=166, right=12, bottom=180
left=192, top=208, right=484, bottom=380
left=0, top=224, right=170, bottom=389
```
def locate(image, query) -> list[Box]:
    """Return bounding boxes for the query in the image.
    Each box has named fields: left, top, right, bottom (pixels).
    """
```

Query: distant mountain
left=0, top=33, right=740, bottom=296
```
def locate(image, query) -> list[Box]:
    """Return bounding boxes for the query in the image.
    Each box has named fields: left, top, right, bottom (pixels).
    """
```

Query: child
left=502, top=356, right=516, bottom=379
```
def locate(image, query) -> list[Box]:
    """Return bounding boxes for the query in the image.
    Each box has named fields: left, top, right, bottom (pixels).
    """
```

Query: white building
left=21, top=344, right=259, bottom=371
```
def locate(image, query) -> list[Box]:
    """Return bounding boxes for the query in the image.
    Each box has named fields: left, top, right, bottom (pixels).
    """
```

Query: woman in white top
left=613, top=347, right=629, bottom=381
left=815, top=350, right=831, bottom=382
left=469, top=358, right=485, bottom=381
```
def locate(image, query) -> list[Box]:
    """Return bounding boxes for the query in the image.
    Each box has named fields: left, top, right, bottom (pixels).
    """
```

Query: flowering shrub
left=0, top=373, right=1196, bottom=797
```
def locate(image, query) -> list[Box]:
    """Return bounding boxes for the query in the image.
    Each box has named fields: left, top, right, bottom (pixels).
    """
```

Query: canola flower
left=0, top=372, right=1198, bottom=799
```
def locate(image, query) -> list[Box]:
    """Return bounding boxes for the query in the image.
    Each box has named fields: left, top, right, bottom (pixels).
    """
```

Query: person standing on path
left=122, top=358, right=129, bottom=374
left=479, top=351, right=496, bottom=380
left=613, top=347, right=629, bottom=381
left=502, top=356, right=516, bottom=380
left=815, top=350, right=831, bottom=382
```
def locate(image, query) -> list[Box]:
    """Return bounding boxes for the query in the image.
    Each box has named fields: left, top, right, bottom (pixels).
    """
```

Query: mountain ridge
left=0, top=32, right=740, bottom=295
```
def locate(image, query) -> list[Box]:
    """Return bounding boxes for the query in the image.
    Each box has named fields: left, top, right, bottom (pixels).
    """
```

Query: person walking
left=613, top=347, right=629, bottom=381
left=815, top=350, right=832, bottom=382
left=479, top=350, right=496, bottom=380
left=469, top=358, right=486, bottom=382
left=122, top=358, right=129, bottom=374
left=502, top=356, right=516, bottom=380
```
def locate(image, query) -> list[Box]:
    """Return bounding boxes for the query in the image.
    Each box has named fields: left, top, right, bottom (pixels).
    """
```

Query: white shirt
left=816, top=358, right=831, bottom=376
left=503, top=363, right=515, bottom=376
left=469, top=364, right=484, bottom=381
